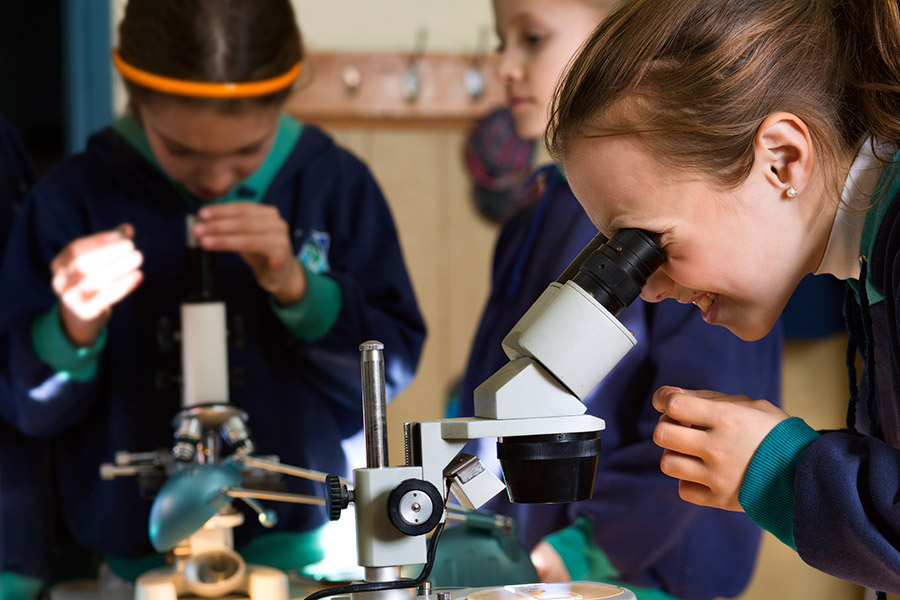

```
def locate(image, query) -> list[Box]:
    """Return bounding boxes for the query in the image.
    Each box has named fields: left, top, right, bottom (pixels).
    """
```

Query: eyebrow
left=154, top=126, right=275, bottom=157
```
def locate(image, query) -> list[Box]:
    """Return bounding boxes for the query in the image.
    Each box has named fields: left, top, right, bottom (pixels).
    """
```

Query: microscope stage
left=462, top=582, right=636, bottom=600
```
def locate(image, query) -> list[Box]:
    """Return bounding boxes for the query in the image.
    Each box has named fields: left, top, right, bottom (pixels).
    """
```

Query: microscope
left=313, top=228, right=665, bottom=600
left=101, top=215, right=314, bottom=600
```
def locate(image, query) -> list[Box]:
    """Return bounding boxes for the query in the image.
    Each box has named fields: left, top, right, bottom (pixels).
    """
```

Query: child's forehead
left=140, top=101, right=279, bottom=154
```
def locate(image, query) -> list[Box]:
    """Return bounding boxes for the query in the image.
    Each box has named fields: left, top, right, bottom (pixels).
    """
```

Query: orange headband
left=112, top=49, right=301, bottom=99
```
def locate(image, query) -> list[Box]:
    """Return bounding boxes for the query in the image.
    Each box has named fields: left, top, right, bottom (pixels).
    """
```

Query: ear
left=754, top=112, right=814, bottom=197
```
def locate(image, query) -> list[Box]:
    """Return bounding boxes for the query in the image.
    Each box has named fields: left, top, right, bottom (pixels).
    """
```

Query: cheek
left=232, top=156, right=266, bottom=180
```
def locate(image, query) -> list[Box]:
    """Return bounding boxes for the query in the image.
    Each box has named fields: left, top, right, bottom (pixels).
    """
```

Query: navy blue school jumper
left=740, top=150, right=900, bottom=594
left=458, top=165, right=784, bottom=600
left=0, top=116, right=426, bottom=561
left=0, top=116, right=52, bottom=587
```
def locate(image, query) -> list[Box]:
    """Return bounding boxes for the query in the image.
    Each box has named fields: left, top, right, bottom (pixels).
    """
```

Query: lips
left=507, top=95, right=533, bottom=109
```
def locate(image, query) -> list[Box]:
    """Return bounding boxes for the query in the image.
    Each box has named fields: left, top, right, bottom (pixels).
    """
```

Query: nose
left=640, top=269, right=674, bottom=303
left=497, top=45, right=523, bottom=85
left=195, top=162, right=236, bottom=198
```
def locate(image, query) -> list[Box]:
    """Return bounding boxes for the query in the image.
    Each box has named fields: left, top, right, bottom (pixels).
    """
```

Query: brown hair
left=119, top=0, right=303, bottom=112
left=546, top=0, right=900, bottom=191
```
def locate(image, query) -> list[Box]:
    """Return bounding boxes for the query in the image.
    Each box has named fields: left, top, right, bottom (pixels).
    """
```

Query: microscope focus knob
left=387, top=479, right=443, bottom=536
left=326, top=473, right=350, bottom=521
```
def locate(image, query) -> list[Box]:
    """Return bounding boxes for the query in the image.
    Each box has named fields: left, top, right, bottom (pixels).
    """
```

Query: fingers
left=62, top=271, right=144, bottom=321
left=678, top=480, right=743, bottom=512
left=59, top=250, right=144, bottom=305
left=195, top=202, right=283, bottom=235
left=658, top=447, right=707, bottom=484
left=53, top=239, right=142, bottom=297
left=51, top=226, right=134, bottom=283
left=656, top=429, right=745, bottom=511
left=653, top=387, right=720, bottom=429
left=193, top=203, right=289, bottom=254
left=51, top=225, right=144, bottom=321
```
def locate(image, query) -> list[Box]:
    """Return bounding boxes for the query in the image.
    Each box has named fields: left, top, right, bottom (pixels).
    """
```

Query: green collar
left=112, top=113, right=303, bottom=207
left=851, top=146, right=900, bottom=305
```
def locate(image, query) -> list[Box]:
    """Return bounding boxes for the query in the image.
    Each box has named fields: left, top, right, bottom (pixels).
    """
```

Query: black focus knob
left=387, top=478, right=443, bottom=536
left=326, top=473, right=350, bottom=521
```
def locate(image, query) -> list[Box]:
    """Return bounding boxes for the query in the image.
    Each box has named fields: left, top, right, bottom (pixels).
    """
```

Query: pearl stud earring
left=786, top=186, right=799, bottom=198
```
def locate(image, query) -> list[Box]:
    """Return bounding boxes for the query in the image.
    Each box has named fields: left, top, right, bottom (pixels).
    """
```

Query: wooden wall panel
left=327, top=126, right=498, bottom=465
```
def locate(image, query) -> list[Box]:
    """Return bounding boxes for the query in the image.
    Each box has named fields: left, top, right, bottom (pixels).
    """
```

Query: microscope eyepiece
left=564, top=229, right=665, bottom=315
left=490, top=229, right=665, bottom=504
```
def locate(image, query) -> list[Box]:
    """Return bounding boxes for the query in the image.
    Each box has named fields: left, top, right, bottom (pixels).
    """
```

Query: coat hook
left=341, top=64, right=362, bottom=95
left=464, top=26, right=490, bottom=101
left=402, top=27, right=428, bottom=102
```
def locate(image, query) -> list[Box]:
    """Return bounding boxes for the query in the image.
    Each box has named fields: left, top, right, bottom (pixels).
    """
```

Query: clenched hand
left=51, top=224, right=144, bottom=347
left=652, top=386, right=789, bottom=511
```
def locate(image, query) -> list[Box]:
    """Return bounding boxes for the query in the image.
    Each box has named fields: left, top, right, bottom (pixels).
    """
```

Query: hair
left=119, top=0, right=304, bottom=112
left=546, top=0, right=900, bottom=193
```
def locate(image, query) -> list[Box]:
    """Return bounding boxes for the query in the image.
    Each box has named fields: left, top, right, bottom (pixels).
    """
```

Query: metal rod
left=360, top=341, right=389, bottom=469
left=221, top=487, right=325, bottom=506
left=234, top=496, right=278, bottom=528
left=240, top=455, right=351, bottom=486
left=99, top=464, right=141, bottom=480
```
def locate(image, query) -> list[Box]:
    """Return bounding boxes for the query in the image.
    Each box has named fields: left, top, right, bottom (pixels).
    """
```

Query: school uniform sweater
left=0, top=116, right=425, bottom=560
left=740, top=144, right=900, bottom=593
left=459, top=165, right=784, bottom=600
left=0, top=116, right=52, bottom=592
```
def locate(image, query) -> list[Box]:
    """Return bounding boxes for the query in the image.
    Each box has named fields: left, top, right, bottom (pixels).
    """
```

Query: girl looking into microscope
left=0, top=0, right=425, bottom=593
left=548, top=0, right=900, bottom=594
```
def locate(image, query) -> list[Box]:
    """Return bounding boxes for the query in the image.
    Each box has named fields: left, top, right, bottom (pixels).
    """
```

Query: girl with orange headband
left=0, top=0, right=425, bottom=592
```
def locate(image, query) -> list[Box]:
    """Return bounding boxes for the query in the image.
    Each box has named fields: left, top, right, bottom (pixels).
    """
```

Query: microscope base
left=135, top=564, right=288, bottom=600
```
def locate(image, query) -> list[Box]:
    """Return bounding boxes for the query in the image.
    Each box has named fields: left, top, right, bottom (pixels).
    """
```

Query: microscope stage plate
left=464, top=582, right=636, bottom=600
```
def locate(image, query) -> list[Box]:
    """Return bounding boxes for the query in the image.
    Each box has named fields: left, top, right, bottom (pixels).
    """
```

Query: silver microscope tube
left=359, top=341, right=388, bottom=469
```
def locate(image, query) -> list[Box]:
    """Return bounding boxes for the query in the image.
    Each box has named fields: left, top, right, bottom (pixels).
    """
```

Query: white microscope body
left=322, top=230, right=663, bottom=600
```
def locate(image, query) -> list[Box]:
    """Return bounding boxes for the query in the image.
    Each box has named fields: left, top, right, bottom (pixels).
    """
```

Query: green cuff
left=105, top=554, right=166, bottom=583
left=30, top=303, right=107, bottom=382
left=241, top=529, right=326, bottom=572
left=0, top=572, right=44, bottom=600
left=738, top=416, right=820, bottom=550
left=542, top=518, right=678, bottom=600
left=269, top=263, right=342, bottom=342
left=543, top=517, right=618, bottom=582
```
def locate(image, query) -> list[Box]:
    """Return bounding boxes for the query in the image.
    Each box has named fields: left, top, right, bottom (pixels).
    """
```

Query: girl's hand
left=530, top=541, right=571, bottom=583
left=651, top=386, right=790, bottom=511
left=193, top=202, right=306, bottom=305
left=51, top=224, right=144, bottom=347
